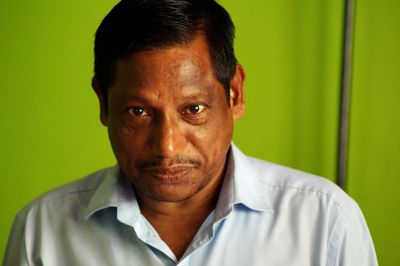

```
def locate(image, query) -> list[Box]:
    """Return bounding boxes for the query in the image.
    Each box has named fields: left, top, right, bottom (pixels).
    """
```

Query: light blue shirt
left=4, top=144, right=377, bottom=265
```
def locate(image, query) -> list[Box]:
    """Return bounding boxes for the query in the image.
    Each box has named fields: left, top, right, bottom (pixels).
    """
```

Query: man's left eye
left=128, top=107, right=149, bottom=116
left=185, top=104, right=206, bottom=114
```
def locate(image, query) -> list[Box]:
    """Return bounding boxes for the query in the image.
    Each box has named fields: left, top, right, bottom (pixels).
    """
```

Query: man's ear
left=91, top=77, right=109, bottom=126
left=229, top=64, right=246, bottom=120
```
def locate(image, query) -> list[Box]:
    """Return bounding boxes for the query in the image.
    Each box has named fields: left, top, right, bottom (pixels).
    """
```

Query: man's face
left=94, top=36, right=245, bottom=203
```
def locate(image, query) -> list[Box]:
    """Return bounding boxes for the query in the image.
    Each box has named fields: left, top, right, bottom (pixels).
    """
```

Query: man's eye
left=185, top=104, right=206, bottom=114
left=129, top=107, right=148, bottom=116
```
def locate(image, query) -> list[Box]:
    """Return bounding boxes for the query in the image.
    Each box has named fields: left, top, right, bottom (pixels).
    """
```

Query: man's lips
left=142, top=166, right=194, bottom=181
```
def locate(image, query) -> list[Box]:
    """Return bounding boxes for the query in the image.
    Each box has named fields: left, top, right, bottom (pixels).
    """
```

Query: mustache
left=137, top=156, right=202, bottom=169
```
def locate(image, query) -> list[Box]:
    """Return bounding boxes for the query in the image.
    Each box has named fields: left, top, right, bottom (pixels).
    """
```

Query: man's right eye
left=128, top=107, right=149, bottom=117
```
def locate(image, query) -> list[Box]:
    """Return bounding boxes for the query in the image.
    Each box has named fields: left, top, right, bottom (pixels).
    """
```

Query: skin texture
left=93, top=36, right=245, bottom=259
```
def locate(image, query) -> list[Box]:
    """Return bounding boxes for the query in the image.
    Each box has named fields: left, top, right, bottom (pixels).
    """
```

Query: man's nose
left=151, top=115, right=186, bottom=158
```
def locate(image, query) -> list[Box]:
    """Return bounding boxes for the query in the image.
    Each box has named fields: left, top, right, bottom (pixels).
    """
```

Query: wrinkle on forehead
left=113, top=37, right=216, bottom=102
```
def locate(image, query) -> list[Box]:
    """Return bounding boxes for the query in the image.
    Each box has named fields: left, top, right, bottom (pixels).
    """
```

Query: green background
left=1, top=0, right=399, bottom=264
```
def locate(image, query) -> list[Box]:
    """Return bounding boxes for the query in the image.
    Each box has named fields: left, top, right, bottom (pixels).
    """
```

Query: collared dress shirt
left=4, top=144, right=378, bottom=266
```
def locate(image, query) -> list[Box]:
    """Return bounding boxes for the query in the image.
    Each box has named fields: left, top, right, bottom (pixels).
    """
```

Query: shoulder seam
left=32, top=187, right=98, bottom=206
left=263, top=183, right=355, bottom=212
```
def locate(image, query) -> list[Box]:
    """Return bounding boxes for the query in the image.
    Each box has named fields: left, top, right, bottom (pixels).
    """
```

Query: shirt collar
left=214, top=143, right=274, bottom=221
left=84, top=166, right=141, bottom=226
left=85, top=143, right=273, bottom=222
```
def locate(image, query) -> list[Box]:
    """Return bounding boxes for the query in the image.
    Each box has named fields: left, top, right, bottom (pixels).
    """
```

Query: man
left=4, top=0, right=377, bottom=265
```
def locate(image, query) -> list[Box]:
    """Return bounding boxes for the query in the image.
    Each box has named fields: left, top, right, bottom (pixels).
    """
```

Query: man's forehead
left=120, top=36, right=211, bottom=68
left=113, top=37, right=216, bottom=89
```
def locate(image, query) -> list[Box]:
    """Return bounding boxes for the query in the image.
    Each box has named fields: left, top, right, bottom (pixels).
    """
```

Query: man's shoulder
left=16, top=166, right=114, bottom=218
left=245, top=155, right=358, bottom=212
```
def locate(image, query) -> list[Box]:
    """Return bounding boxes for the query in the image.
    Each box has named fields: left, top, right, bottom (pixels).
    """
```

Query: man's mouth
left=142, top=166, right=194, bottom=182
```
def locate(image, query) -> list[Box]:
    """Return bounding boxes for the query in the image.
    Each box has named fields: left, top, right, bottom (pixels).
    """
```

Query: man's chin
left=144, top=188, right=200, bottom=203
left=130, top=170, right=210, bottom=203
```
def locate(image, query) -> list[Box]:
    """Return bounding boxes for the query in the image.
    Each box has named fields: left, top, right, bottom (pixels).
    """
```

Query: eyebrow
left=182, top=91, right=210, bottom=100
left=122, top=85, right=212, bottom=102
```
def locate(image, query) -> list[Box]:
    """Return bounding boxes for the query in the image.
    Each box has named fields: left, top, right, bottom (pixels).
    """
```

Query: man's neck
left=136, top=173, right=224, bottom=260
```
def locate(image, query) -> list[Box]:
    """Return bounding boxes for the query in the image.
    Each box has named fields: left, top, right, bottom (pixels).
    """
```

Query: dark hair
left=94, top=0, right=237, bottom=102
